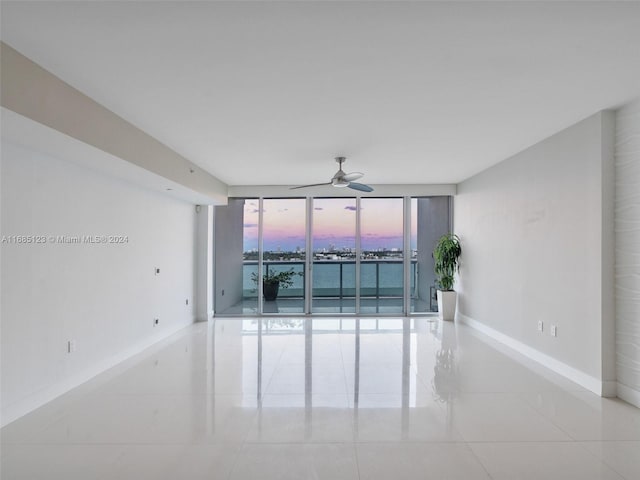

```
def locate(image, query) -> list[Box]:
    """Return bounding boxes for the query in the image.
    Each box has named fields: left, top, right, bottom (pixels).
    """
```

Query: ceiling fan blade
left=289, top=182, right=332, bottom=190
left=347, top=182, right=374, bottom=192
left=342, top=172, right=363, bottom=182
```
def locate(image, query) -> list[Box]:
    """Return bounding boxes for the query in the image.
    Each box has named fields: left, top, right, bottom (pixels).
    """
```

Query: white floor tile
left=245, top=406, right=355, bottom=443
left=265, top=363, right=349, bottom=395
left=356, top=442, right=491, bottom=480
left=0, top=444, right=120, bottom=480
left=470, top=442, right=625, bottom=480
left=448, top=393, right=572, bottom=441
left=521, top=391, right=640, bottom=440
left=110, top=444, right=242, bottom=480
left=345, top=363, right=431, bottom=396
left=229, top=443, right=359, bottom=480
left=353, top=406, right=463, bottom=442
left=260, top=393, right=350, bottom=408
left=454, top=360, right=576, bottom=393
left=580, top=441, right=640, bottom=480
left=2, top=317, right=639, bottom=480
left=33, top=394, right=257, bottom=444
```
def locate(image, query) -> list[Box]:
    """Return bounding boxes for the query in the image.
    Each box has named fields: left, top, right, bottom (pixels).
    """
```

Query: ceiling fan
left=290, top=156, right=374, bottom=192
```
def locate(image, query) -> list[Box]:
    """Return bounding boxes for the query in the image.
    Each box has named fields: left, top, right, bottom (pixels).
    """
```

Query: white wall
left=1, top=43, right=228, bottom=204
left=615, top=98, right=640, bottom=407
left=1, top=142, right=196, bottom=425
left=454, top=111, right=615, bottom=395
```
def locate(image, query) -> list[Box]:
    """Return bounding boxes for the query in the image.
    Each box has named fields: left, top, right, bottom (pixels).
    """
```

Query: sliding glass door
left=311, top=198, right=357, bottom=314
left=216, top=196, right=451, bottom=316
left=262, top=198, right=306, bottom=314
left=360, top=198, right=405, bottom=314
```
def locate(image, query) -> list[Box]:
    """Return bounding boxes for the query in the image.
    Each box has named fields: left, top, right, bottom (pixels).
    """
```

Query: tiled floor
left=218, top=297, right=434, bottom=315
left=2, top=318, right=640, bottom=479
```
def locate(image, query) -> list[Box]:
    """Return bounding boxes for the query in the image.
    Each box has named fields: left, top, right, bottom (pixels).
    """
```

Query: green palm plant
left=250, top=268, right=303, bottom=301
left=433, top=233, right=462, bottom=291
left=251, top=268, right=300, bottom=288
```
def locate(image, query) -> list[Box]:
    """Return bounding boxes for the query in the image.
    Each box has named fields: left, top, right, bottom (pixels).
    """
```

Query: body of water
left=243, top=260, right=416, bottom=298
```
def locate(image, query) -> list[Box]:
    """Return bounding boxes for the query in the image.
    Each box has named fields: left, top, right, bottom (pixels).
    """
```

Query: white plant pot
left=437, top=290, right=457, bottom=321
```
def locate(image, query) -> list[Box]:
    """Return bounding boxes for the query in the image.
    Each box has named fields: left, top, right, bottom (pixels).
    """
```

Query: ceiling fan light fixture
left=332, top=178, right=350, bottom=187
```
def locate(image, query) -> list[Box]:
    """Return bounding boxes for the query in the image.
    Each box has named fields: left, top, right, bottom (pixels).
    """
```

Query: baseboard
left=195, top=310, right=214, bottom=322
left=457, top=313, right=613, bottom=397
left=1, top=321, right=191, bottom=428
left=617, top=383, right=640, bottom=408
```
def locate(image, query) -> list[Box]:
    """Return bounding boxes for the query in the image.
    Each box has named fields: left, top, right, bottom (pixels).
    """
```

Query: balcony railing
left=243, top=259, right=417, bottom=298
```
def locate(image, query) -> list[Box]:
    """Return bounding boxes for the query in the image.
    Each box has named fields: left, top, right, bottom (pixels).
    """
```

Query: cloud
left=314, top=207, right=324, bottom=211
left=359, top=232, right=403, bottom=240
left=344, top=206, right=357, bottom=211
left=243, top=223, right=258, bottom=228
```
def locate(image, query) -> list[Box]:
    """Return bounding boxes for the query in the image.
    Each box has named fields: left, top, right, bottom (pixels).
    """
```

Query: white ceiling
left=2, top=1, right=640, bottom=186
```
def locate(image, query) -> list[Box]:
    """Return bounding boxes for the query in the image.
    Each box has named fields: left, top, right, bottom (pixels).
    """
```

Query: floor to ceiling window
left=214, top=196, right=450, bottom=316
left=262, top=198, right=306, bottom=314
left=311, top=198, right=357, bottom=314
left=360, top=198, right=405, bottom=314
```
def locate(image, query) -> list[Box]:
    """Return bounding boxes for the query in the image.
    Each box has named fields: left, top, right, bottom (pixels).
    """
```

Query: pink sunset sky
left=243, top=198, right=418, bottom=252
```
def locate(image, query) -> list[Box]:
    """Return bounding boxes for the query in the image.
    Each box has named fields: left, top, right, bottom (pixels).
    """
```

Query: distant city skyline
left=243, top=198, right=418, bottom=252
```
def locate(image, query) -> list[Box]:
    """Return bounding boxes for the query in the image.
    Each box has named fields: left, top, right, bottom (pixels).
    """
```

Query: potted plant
left=433, top=233, right=462, bottom=321
left=251, top=268, right=301, bottom=301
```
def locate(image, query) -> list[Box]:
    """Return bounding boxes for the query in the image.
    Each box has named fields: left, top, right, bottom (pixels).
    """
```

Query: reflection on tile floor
left=2, top=318, right=640, bottom=479
left=218, top=297, right=435, bottom=315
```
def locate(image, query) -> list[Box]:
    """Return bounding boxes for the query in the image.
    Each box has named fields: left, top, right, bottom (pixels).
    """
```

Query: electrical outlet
left=550, top=325, right=557, bottom=337
left=537, top=320, right=544, bottom=332
left=221, top=289, right=225, bottom=296
left=67, top=340, right=76, bottom=353
left=153, top=318, right=159, bottom=327
left=155, top=267, right=160, bottom=275
left=185, top=298, right=189, bottom=305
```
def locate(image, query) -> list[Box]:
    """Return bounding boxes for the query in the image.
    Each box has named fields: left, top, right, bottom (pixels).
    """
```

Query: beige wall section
left=0, top=42, right=227, bottom=204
